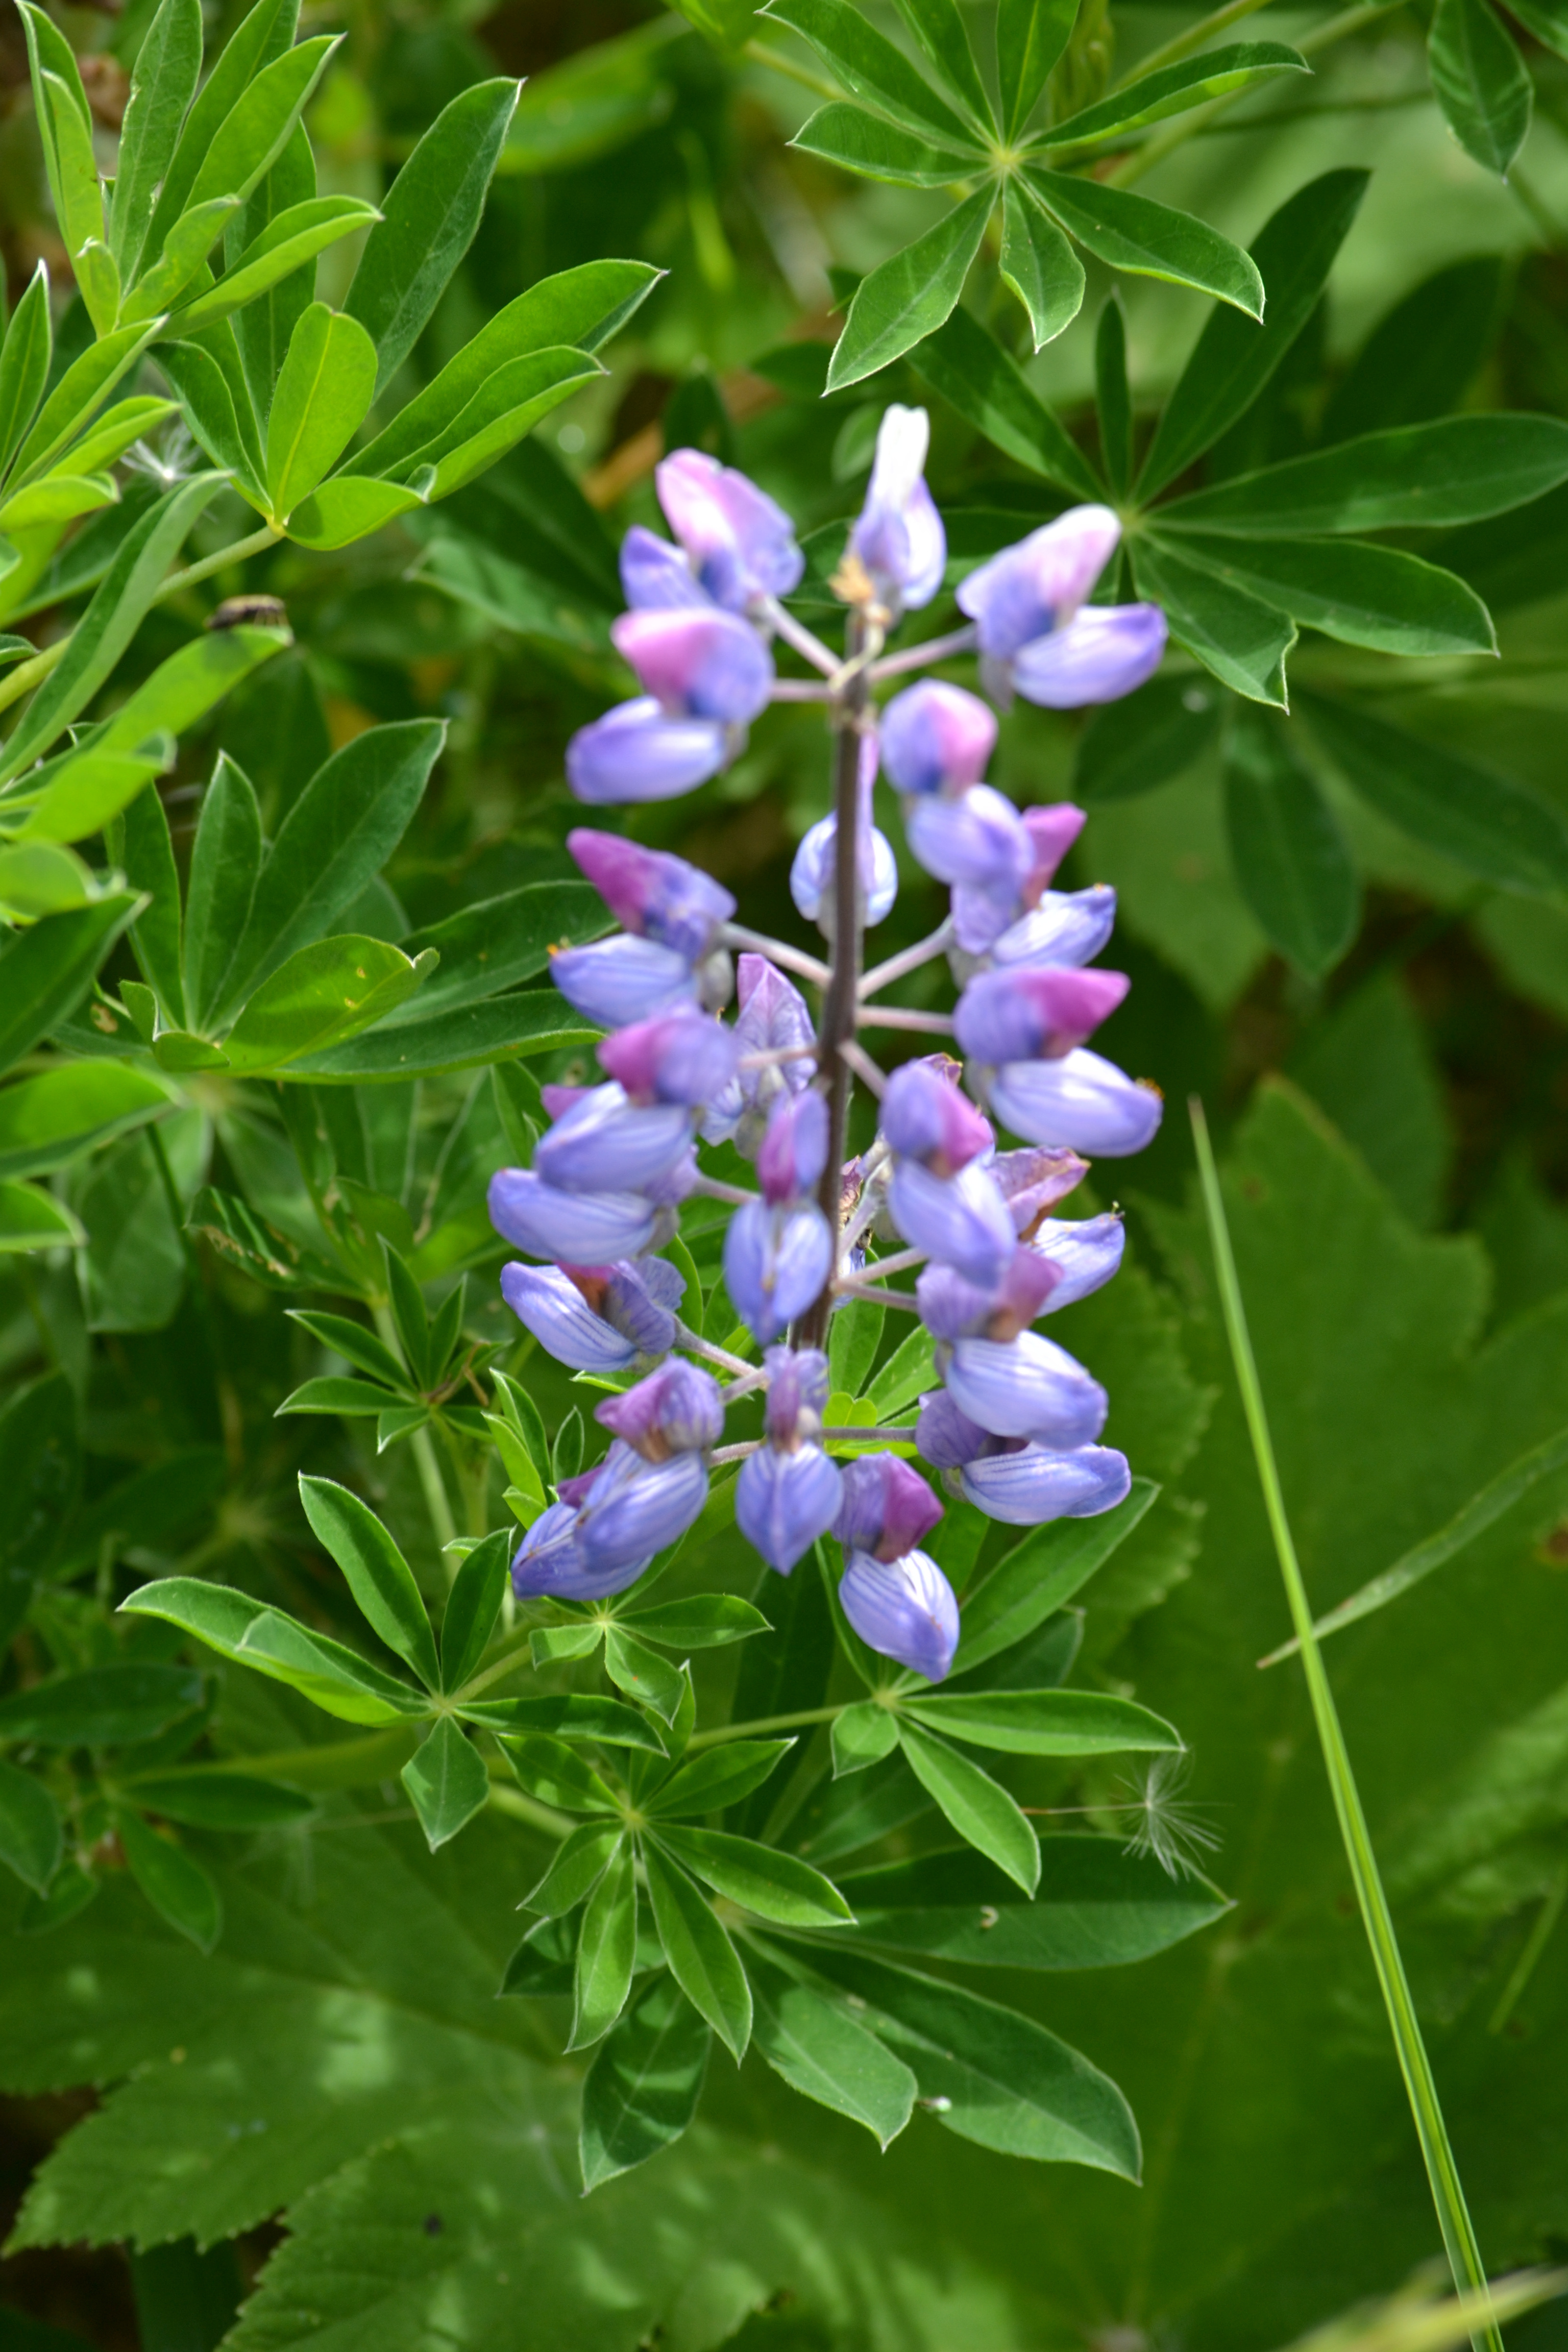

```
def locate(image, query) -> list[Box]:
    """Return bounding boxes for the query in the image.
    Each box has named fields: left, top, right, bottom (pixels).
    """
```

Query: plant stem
left=869, top=622, right=978, bottom=679
left=721, top=923, right=831, bottom=988
left=1126, top=0, right=1280, bottom=82
left=742, top=34, right=843, bottom=104
left=861, top=919, right=954, bottom=999
left=685, top=1702, right=844, bottom=1751
left=1189, top=1096, right=1503, bottom=2352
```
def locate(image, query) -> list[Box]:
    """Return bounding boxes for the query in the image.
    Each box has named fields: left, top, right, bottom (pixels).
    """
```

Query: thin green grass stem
left=1189, top=1096, right=1503, bottom=2352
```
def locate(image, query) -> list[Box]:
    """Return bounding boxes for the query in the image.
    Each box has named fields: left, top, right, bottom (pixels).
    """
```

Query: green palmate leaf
left=117, top=1810, right=222, bottom=1954
left=1223, top=705, right=1358, bottom=979
left=351, top=260, right=658, bottom=481
left=0, top=1181, right=83, bottom=1253
left=1045, top=43, right=1307, bottom=150
left=12, top=747, right=161, bottom=851
left=1071, top=669, right=1212, bottom=801
left=525, top=1821, right=624, bottom=1917
left=168, top=196, right=382, bottom=338
left=186, top=1184, right=339, bottom=1292
left=120, top=1578, right=427, bottom=1726
left=1173, top=534, right=1495, bottom=660
left=459, top=1695, right=666, bottom=1752
left=0, top=897, right=139, bottom=1079
left=570, top=1837, right=639, bottom=2049
left=0, top=1661, right=204, bottom=1747
left=642, top=1843, right=753, bottom=2060
left=840, top=1835, right=1229, bottom=1968
left=826, top=187, right=995, bottom=395
left=998, top=0, right=1077, bottom=135
left=298, top=1475, right=440, bottom=1689
left=400, top=1719, right=491, bottom=1851
left=399, top=880, right=607, bottom=1017
left=762, top=0, right=977, bottom=144
left=605, top=1629, right=688, bottom=1724
left=108, top=0, right=204, bottom=280
left=955, top=1480, right=1157, bottom=1675
left=346, top=79, right=520, bottom=397
left=439, top=1530, right=511, bottom=1693
left=896, top=1721, right=1040, bottom=1893
left=1162, top=414, right=1568, bottom=536
left=865, top=1322, right=941, bottom=1419
left=0, top=1062, right=170, bottom=1182
left=143, top=0, right=300, bottom=251
left=615, top=1595, right=770, bottom=1649
left=1429, top=0, right=1531, bottom=174
left=182, top=35, right=340, bottom=220
left=910, top=303, right=1105, bottom=501
left=383, top=1242, right=432, bottom=1385
left=645, top=1739, right=794, bottom=1819
left=280, top=477, right=428, bottom=551
left=655, top=1825, right=853, bottom=1926
left=832, top=1700, right=902, bottom=1777
left=1139, top=169, right=1369, bottom=499
left=1030, top=173, right=1264, bottom=318
left=1301, top=692, right=1568, bottom=896
left=1095, top=296, right=1132, bottom=495
left=1130, top=533, right=1294, bottom=705
left=790, top=102, right=981, bottom=187
left=0, top=263, right=52, bottom=476
left=265, top=301, right=377, bottom=519
left=906, top=1687, right=1182, bottom=1757
left=284, top=990, right=598, bottom=1083
left=503, top=1732, right=620, bottom=1814
left=116, top=785, right=185, bottom=1024
left=215, top=720, right=443, bottom=1019
left=0, top=1759, right=62, bottom=1894
left=802, top=1946, right=1142, bottom=2174
left=580, top=1974, right=711, bottom=2191
left=1001, top=183, right=1086, bottom=353
left=286, top=1311, right=405, bottom=1390
left=890, top=0, right=995, bottom=129
left=0, top=474, right=222, bottom=783
left=748, top=1951, right=917, bottom=2145
left=118, top=1772, right=314, bottom=1829
left=217, top=938, right=432, bottom=1073
left=119, top=195, right=243, bottom=325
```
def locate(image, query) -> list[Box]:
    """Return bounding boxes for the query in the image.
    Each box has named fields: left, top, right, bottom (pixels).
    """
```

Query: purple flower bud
left=887, top=1157, right=1016, bottom=1288
left=568, top=829, right=735, bottom=958
left=834, top=1452, right=943, bottom=1561
left=879, top=680, right=996, bottom=798
left=549, top=935, right=700, bottom=1028
left=566, top=697, right=731, bottom=805
left=704, top=954, right=818, bottom=1149
left=757, top=1088, right=829, bottom=1205
left=957, top=1442, right=1131, bottom=1525
left=914, top=1387, right=991, bottom=1471
left=992, top=1145, right=1090, bottom=1235
left=1011, top=605, right=1167, bottom=709
left=532, top=1082, right=697, bottom=1193
left=881, top=1060, right=993, bottom=1172
left=596, top=1357, right=724, bottom=1459
left=1028, top=1212, right=1125, bottom=1308
left=724, top=1199, right=834, bottom=1345
left=916, top=1246, right=1061, bottom=1342
left=577, top=1443, right=710, bottom=1578
left=957, top=507, right=1122, bottom=659
left=939, top=1329, right=1108, bottom=1449
left=500, top=1255, right=684, bottom=1372
left=791, top=742, right=898, bottom=935
left=986, top=1048, right=1164, bottom=1157
left=488, top=1168, right=660, bottom=1262
left=511, top=1500, right=619, bottom=1602
left=987, top=886, right=1119, bottom=972
left=848, top=405, right=946, bottom=614
left=612, top=607, right=774, bottom=726
left=656, top=448, right=803, bottom=610
left=840, top=1548, right=959, bottom=1682
left=904, top=785, right=1034, bottom=895
left=620, top=524, right=710, bottom=611
left=763, top=1343, right=830, bottom=1440
left=599, top=1008, right=741, bottom=1109
left=737, top=1410, right=842, bottom=1573
left=949, top=805, right=1094, bottom=956
left=956, top=966, right=1131, bottom=1064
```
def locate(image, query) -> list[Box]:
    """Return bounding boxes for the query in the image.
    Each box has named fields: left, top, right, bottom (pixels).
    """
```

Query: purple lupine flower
left=992, top=1145, right=1090, bottom=1234
left=532, top=1083, right=698, bottom=1193
left=879, top=680, right=996, bottom=798
left=611, top=607, right=774, bottom=726
left=511, top=1442, right=710, bottom=1602
left=848, top=405, right=946, bottom=616
left=549, top=934, right=704, bottom=1027
left=915, top=1392, right=1129, bottom=1523
left=838, top=1546, right=959, bottom=1682
left=1027, top=1212, right=1125, bottom=1308
left=656, top=448, right=803, bottom=610
left=500, top=1256, right=685, bottom=1372
left=919, top=1249, right=1107, bottom=1449
left=791, top=736, right=898, bottom=933
left=597, top=1355, right=725, bottom=1458
left=957, top=507, right=1166, bottom=709
left=982, top=886, right=1119, bottom=972
left=904, top=784, right=1033, bottom=896
left=880, top=1060, right=1015, bottom=1288
left=554, top=831, right=737, bottom=1023
left=724, top=1092, right=834, bottom=1344
left=703, top=953, right=817, bottom=1153
left=598, top=1008, right=741, bottom=1108
left=835, top=1449, right=943, bottom=1558
left=620, top=523, right=712, bottom=610
left=735, top=1345, right=842, bottom=1572
left=488, top=1168, right=664, bottom=1263
left=985, top=1048, right=1164, bottom=1157
left=566, top=698, right=732, bottom=805
left=950, top=802, right=1092, bottom=958
left=955, top=966, right=1131, bottom=1064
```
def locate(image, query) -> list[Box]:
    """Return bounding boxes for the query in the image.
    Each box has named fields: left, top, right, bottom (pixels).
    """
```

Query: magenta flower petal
left=612, top=607, right=774, bottom=725
left=596, top=1358, right=724, bottom=1457
left=880, top=1059, right=993, bottom=1172
left=879, top=679, right=996, bottom=798
left=834, top=1452, right=944, bottom=1560
left=656, top=447, right=803, bottom=608
left=568, top=829, right=734, bottom=952
left=956, top=966, right=1131, bottom=1063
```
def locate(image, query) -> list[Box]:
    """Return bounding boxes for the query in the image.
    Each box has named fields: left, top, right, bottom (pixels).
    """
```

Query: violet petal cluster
left=957, top=507, right=1166, bottom=711
left=736, top=1345, right=842, bottom=1572
left=511, top=1360, right=722, bottom=1601
left=834, top=1453, right=957, bottom=1683
left=724, top=1092, right=835, bottom=1345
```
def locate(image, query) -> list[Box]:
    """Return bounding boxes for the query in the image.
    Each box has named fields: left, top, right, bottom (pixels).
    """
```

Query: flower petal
left=737, top=1442, right=843, bottom=1573
left=487, top=1169, right=658, bottom=1262
left=1010, top=605, right=1167, bottom=708
left=839, top=1548, right=959, bottom=1682
left=500, top=1262, right=639, bottom=1373
left=567, top=698, right=731, bottom=804
left=550, top=935, right=699, bottom=1028
left=960, top=1443, right=1131, bottom=1524
left=986, top=1049, right=1164, bottom=1156
left=944, top=1330, right=1108, bottom=1448
left=888, top=1158, right=1016, bottom=1288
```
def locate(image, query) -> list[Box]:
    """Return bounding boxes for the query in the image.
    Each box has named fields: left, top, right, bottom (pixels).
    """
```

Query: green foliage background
left=3, top=0, right=1568, bottom=2343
